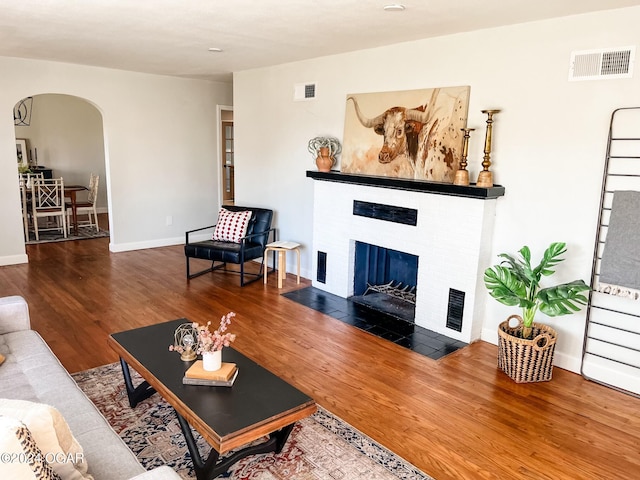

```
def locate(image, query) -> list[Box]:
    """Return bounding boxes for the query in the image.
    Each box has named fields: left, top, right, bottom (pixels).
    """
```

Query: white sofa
left=0, top=296, right=181, bottom=480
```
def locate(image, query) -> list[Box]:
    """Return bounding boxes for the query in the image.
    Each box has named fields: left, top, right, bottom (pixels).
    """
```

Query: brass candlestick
left=453, top=127, right=475, bottom=186
left=476, top=109, right=501, bottom=188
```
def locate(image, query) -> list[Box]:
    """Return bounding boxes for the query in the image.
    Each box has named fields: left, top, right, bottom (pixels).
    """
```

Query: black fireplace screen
left=353, top=242, right=418, bottom=296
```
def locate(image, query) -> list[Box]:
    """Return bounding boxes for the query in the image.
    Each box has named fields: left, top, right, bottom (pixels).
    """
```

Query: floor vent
left=294, top=82, right=317, bottom=101
left=569, top=46, right=635, bottom=81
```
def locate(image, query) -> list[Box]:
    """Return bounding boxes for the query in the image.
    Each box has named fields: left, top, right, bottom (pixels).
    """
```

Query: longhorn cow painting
left=341, top=86, right=470, bottom=182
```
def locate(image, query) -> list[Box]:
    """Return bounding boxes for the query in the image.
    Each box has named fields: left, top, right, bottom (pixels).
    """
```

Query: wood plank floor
left=1, top=229, right=639, bottom=479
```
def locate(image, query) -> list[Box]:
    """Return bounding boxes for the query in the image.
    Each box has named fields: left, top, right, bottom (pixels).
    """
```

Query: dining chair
left=30, top=177, right=67, bottom=241
left=66, top=173, right=99, bottom=233
left=18, top=177, right=31, bottom=241
left=19, top=172, right=44, bottom=189
left=18, top=173, right=44, bottom=241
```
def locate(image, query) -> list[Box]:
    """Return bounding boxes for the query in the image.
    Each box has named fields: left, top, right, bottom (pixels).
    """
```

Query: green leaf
left=519, top=246, right=531, bottom=265
left=534, top=242, right=567, bottom=278
left=537, top=280, right=590, bottom=317
left=498, top=252, right=532, bottom=288
left=484, top=266, right=529, bottom=308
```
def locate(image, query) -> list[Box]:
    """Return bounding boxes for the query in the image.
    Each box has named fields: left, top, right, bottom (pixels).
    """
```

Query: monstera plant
left=484, top=242, right=590, bottom=339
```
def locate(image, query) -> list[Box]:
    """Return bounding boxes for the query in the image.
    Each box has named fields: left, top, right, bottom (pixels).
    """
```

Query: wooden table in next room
left=64, top=185, right=88, bottom=236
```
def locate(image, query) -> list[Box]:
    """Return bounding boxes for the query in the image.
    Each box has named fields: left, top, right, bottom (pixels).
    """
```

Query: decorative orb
left=174, top=323, right=198, bottom=361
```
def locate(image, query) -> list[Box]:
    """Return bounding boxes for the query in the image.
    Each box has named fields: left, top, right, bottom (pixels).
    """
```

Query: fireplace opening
left=350, top=241, right=418, bottom=323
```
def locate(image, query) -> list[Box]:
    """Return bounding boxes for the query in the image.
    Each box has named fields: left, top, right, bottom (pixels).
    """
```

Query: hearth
left=284, top=287, right=467, bottom=360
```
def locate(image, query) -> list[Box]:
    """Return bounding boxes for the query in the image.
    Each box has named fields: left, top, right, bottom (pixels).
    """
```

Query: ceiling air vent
left=569, top=46, right=635, bottom=81
left=294, top=82, right=316, bottom=101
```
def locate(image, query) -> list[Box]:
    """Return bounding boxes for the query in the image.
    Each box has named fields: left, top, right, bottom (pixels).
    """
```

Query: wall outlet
left=166, top=215, right=173, bottom=226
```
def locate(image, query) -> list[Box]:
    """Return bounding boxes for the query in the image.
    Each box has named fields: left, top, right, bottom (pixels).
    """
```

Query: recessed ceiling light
left=208, top=47, right=223, bottom=53
left=383, top=4, right=406, bottom=11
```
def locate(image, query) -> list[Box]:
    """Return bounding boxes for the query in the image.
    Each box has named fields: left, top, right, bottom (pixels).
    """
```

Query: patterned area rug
left=72, top=363, right=433, bottom=480
left=25, top=228, right=109, bottom=245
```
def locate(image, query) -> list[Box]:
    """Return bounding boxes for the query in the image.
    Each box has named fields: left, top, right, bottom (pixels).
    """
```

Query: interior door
left=221, top=121, right=234, bottom=205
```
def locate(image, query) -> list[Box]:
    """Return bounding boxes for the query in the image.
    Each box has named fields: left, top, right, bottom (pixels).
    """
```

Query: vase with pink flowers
left=170, top=312, right=237, bottom=371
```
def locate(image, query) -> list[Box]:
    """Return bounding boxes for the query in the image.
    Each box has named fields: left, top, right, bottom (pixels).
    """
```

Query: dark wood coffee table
left=108, top=319, right=317, bottom=480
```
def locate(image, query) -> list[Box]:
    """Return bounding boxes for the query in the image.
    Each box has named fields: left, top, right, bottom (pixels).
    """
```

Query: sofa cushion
left=212, top=208, right=251, bottom=243
left=0, top=399, right=91, bottom=480
left=0, top=415, right=61, bottom=480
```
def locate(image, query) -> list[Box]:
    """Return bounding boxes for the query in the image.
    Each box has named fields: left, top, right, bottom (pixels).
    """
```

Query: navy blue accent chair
left=184, top=206, right=276, bottom=286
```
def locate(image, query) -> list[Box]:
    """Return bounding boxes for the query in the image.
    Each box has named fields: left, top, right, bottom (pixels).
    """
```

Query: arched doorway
left=14, top=93, right=109, bottom=244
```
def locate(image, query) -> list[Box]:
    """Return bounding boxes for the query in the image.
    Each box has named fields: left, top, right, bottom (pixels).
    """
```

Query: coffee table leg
left=173, top=408, right=295, bottom=480
left=272, top=423, right=295, bottom=453
left=118, top=358, right=156, bottom=408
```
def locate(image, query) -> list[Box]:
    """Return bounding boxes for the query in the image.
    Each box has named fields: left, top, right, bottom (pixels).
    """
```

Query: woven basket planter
left=497, top=314, right=558, bottom=383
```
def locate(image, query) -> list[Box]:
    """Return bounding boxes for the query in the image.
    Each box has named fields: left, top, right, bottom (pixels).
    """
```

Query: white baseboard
left=0, top=253, right=29, bottom=266
left=481, top=326, right=499, bottom=346
left=582, top=354, right=640, bottom=395
left=109, top=236, right=184, bottom=253
left=553, top=351, right=581, bottom=374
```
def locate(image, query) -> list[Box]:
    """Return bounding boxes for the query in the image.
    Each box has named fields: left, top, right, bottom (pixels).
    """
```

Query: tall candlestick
left=453, top=127, right=475, bottom=186
left=476, top=109, right=501, bottom=188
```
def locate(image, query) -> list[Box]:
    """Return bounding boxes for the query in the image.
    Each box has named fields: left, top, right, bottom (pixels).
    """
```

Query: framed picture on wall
left=16, top=138, right=28, bottom=168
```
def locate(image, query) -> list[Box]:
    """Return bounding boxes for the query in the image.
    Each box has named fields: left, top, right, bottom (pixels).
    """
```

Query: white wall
left=16, top=94, right=108, bottom=210
left=0, top=57, right=232, bottom=263
left=233, top=7, right=640, bottom=372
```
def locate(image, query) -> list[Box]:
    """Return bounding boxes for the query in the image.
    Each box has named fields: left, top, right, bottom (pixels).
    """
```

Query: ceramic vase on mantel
left=315, top=147, right=335, bottom=172
left=202, top=350, right=222, bottom=371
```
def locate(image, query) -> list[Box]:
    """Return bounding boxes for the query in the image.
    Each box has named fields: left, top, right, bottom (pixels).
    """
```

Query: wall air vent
left=294, top=82, right=317, bottom=101
left=569, top=46, right=635, bottom=81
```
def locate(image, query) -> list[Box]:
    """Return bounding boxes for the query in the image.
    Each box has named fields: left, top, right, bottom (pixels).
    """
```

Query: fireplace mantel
left=306, top=170, right=505, bottom=199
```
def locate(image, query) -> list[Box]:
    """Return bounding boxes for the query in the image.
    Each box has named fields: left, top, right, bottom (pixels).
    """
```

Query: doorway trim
left=216, top=104, right=233, bottom=207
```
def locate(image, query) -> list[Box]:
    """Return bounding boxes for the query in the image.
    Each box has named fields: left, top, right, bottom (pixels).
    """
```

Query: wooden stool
left=264, top=241, right=301, bottom=288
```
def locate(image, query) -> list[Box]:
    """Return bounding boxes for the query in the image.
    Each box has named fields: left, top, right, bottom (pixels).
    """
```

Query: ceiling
left=1, top=0, right=638, bottom=83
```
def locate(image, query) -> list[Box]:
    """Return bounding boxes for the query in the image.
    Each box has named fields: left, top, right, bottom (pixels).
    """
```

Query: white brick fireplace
left=308, top=171, right=504, bottom=344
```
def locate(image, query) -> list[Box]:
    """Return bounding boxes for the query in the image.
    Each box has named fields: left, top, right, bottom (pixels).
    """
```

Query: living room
left=1, top=3, right=640, bottom=479
left=2, top=3, right=639, bottom=375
